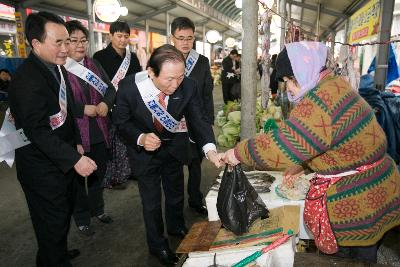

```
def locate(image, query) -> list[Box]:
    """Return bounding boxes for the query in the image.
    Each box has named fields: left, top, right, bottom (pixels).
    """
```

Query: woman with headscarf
left=222, top=41, right=400, bottom=263
left=65, top=20, right=115, bottom=236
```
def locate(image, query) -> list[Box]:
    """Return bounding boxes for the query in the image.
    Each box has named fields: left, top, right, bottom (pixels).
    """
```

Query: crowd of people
left=5, top=9, right=400, bottom=267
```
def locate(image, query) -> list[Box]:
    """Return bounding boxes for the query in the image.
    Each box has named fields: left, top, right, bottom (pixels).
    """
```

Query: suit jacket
left=93, top=44, right=141, bottom=82
left=221, top=56, right=235, bottom=82
left=9, top=52, right=81, bottom=178
left=187, top=54, right=214, bottom=124
left=112, top=75, right=215, bottom=176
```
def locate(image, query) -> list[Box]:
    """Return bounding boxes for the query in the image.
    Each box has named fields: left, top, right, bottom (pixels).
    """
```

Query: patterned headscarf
left=285, top=41, right=328, bottom=103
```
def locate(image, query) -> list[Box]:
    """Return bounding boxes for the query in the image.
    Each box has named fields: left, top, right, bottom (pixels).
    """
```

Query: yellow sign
left=348, top=0, right=380, bottom=44
left=15, top=12, right=27, bottom=58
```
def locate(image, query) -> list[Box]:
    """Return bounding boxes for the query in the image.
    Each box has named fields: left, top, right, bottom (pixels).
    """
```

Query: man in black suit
left=8, top=12, right=97, bottom=267
left=93, top=21, right=141, bottom=188
left=113, top=45, right=222, bottom=266
left=170, top=17, right=214, bottom=216
left=221, top=49, right=239, bottom=103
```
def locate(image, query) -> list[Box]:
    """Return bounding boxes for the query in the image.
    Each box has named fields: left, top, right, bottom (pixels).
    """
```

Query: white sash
left=0, top=108, right=31, bottom=167
left=49, top=66, right=68, bottom=130
left=0, top=66, right=68, bottom=166
left=64, top=57, right=108, bottom=96
left=111, top=47, right=131, bottom=90
left=185, top=49, right=199, bottom=77
left=135, top=71, right=187, bottom=133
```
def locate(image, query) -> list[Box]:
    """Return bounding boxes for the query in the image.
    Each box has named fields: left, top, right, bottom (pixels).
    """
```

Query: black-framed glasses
left=172, top=35, right=195, bottom=42
left=68, top=39, right=89, bottom=46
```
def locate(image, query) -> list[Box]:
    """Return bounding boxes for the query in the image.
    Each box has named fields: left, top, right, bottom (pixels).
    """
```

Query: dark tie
left=154, top=92, right=166, bottom=132
left=54, top=65, right=61, bottom=82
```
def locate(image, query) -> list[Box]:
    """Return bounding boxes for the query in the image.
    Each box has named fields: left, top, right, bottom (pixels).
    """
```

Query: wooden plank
left=176, top=221, right=222, bottom=253
left=294, top=253, right=388, bottom=267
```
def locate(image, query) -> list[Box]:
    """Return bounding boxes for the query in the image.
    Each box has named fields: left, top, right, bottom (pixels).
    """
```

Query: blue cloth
left=368, top=44, right=400, bottom=85
left=0, top=57, right=25, bottom=73
left=359, top=74, right=400, bottom=163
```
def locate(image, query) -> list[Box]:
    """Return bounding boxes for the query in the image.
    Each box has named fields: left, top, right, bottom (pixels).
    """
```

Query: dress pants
left=73, top=142, right=107, bottom=226
left=222, top=80, right=235, bottom=104
left=187, top=142, right=203, bottom=207
left=18, top=169, right=76, bottom=267
left=136, top=147, right=185, bottom=250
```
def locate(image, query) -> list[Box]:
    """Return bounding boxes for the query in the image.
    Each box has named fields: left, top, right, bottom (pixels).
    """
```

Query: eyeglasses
left=67, top=39, right=89, bottom=46
left=172, top=35, right=195, bottom=42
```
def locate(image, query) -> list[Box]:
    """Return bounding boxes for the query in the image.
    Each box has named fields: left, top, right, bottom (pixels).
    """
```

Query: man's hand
left=222, top=149, right=240, bottom=166
left=77, top=144, right=84, bottom=155
left=207, top=150, right=224, bottom=168
left=282, top=165, right=305, bottom=188
left=139, top=133, right=161, bottom=151
left=84, top=105, right=97, bottom=117
left=96, top=102, right=109, bottom=117
left=74, top=156, right=97, bottom=177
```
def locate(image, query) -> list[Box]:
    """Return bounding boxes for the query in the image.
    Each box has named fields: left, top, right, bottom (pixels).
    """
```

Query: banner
left=348, top=0, right=380, bottom=44
left=15, top=12, right=27, bottom=58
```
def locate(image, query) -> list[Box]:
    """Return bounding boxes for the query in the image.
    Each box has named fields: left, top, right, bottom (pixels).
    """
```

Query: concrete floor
left=1, top=84, right=400, bottom=267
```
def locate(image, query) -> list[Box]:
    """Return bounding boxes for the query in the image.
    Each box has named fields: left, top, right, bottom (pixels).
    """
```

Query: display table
left=205, top=171, right=314, bottom=240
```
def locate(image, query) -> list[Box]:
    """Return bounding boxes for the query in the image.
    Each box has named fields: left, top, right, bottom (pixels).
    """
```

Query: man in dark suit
left=221, top=49, right=239, bottom=103
left=113, top=45, right=222, bottom=266
left=93, top=21, right=141, bottom=188
left=170, top=17, right=214, bottom=216
left=8, top=12, right=97, bottom=267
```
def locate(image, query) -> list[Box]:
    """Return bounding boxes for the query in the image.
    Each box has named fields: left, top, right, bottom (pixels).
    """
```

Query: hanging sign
left=15, top=12, right=27, bottom=58
left=348, top=0, right=380, bottom=44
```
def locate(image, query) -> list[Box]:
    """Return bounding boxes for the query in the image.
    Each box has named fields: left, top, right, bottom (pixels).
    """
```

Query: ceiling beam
left=129, top=4, right=176, bottom=24
left=215, top=0, right=231, bottom=10
left=21, top=0, right=44, bottom=8
left=291, top=18, right=328, bottom=29
left=225, top=5, right=238, bottom=17
left=287, top=0, right=347, bottom=19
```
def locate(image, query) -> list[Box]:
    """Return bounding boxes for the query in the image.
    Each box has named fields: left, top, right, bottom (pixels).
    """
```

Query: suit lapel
left=167, top=87, right=183, bottom=118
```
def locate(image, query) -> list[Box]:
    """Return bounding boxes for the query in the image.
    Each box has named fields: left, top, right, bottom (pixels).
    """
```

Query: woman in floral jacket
left=222, top=41, right=400, bottom=263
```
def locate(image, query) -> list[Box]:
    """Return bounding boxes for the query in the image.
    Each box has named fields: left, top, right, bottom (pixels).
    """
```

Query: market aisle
left=1, top=83, right=399, bottom=266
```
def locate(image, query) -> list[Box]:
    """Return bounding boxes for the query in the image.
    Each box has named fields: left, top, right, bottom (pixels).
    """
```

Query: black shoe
left=78, top=225, right=95, bottom=236
left=97, top=214, right=113, bottom=224
left=68, top=249, right=80, bottom=260
left=168, top=227, right=188, bottom=239
left=149, top=248, right=179, bottom=266
left=189, top=205, right=208, bottom=216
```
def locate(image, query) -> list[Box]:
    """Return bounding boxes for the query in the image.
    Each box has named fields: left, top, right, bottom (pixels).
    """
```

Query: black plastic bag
left=216, top=165, right=269, bottom=235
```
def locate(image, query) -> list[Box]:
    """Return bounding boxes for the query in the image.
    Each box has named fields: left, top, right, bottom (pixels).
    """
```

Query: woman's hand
left=96, top=102, right=109, bottom=117
left=282, top=164, right=305, bottom=188
left=222, top=149, right=240, bottom=166
left=84, top=105, right=97, bottom=117
left=139, top=133, right=161, bottom=151
left=207, top=151, right=224, bottom=168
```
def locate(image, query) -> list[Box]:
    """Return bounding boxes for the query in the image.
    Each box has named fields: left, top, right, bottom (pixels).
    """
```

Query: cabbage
left=222, top=121, right=240, bottom=137
left=227, top=111, right=241, bottom=125
left=217, top=134, right=228, bottom=147
left=215, top=115, right=227, bottom=127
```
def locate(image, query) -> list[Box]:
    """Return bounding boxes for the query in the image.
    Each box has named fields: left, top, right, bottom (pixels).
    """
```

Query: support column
left=166, top=12, right=170, bottom=44
left=86, top=0, right=95, bottom=56
left=241, top=0, right=258, bottom=139
left=316, top=3, right=321, bottom=40
left=202, top=24, right=206, bottom=56
left=222, top=33, right=225, bottom=58
left=374, top=0, right=395, bottom=90
left=145, top=19, right=150, bottom=54
left=279, top=0, right=287, bottom=50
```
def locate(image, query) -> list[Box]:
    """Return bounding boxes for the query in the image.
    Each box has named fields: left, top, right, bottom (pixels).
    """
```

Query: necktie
left=54, top=65, right=61, bottom=82
left=154, top=92, right=166, bottom=132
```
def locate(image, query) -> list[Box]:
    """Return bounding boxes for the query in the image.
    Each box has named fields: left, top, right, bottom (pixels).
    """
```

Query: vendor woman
left=222, top=41, right=400, bottom=263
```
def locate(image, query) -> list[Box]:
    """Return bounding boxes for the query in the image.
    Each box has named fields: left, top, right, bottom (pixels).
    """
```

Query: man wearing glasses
left=171, top=17, right=214, bottom=216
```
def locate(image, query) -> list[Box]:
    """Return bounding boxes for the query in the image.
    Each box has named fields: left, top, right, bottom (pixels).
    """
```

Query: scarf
left=285, top=41, right=328, bottom=103
left=68, top=56, right=110, bottom=152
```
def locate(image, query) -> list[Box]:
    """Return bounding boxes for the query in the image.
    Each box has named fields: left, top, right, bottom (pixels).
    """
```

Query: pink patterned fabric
left=285, top=41, right=328, bottom=103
